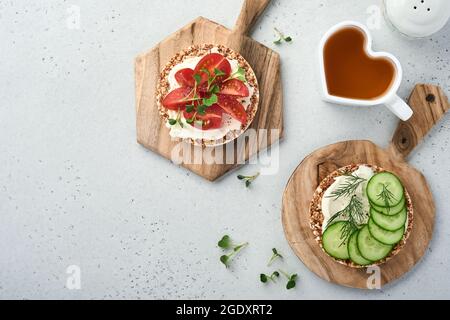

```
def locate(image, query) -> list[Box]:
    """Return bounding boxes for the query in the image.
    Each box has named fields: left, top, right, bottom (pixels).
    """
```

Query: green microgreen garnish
left=267, top=248, right=283, bottom=266
left=193, top=74, right=202, bottom=85
left=168, top=109, right=184, bottom=128
left=185, top=104, right=194, bottom=113
left=326, top=174, right=366, bottom=200
left=377, top=184, right=398, bottom=211
left=214, top=68, right=226, bottom=77
left=224, top=67, right=246, bottom=83
left=203, top=94, right=218, bottom=107
left=237, top=172, right=260, bottom=188
left=181, top=68, right=227, bottom=124
left=218, top=235, right=248, bottom=268
left=260, top=271, right=280, bottom=283
left=197, top=105, right=207, bottom=115
left=273, top=28, right=292, bottom=45
left=326, top=195, right=365, bottom=246
left=211, top=84, right=220, bottom=94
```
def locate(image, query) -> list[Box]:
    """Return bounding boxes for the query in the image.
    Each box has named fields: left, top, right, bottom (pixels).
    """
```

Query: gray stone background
left=0, top=0, right=449, bottom=299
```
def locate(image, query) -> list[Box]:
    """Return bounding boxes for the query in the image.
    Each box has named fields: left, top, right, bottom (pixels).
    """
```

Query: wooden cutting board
left=135, top=0, right=283, bottom=181
left=282, top=84, right=449, bottom=289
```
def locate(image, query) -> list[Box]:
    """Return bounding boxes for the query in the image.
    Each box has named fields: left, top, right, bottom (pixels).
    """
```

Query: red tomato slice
left=162, top=87, right=192, bottom=110
left=175, top=68, right=195, bottom=88
left=194, top=53, right=231, bottom=84
left=217, top=94, right=247, bottom=124
left=205, top=104, right=224, bottom=116
left=219, top=79, right=249, bottom=97
left=183, top=104, right=223, bottom=130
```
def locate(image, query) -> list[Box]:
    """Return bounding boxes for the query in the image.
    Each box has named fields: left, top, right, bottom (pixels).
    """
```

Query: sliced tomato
left=161, top=87, right=192, bottom=110
left=183, top=104, right=223, bottom=130
left=219, top=79, right=249, bottom=97
left=217, top=94, right=247, bottom=124
left=194, top=53, right=231, bottom=84
left=205, top=104, right=224, bottom=116
left=175, top=68, right=195, bottom=88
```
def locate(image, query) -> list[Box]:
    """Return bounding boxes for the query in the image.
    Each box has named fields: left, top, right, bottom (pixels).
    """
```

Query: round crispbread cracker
left=156, top=44, right=259, bottom=147
left=309, top=164, right=414, bottom=268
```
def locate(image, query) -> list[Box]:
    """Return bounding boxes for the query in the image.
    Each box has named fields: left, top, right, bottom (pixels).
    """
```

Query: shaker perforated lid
left=384, top=0, right=450, bottom=38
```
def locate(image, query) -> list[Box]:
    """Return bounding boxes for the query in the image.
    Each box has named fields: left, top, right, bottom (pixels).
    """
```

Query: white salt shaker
left=384, top=0, right=450, bottom=38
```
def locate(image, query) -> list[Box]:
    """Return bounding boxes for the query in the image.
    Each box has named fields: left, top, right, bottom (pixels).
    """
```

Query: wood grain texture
left=282, top=84, right=449, bottom=289
left=234, top=0, right=272, bottom=35
left=135, top=0, right=283, bottom=181
left=390, top=84, right=450, bottom=159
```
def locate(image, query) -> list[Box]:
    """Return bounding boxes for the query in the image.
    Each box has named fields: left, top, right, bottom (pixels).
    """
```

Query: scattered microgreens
left=278, top=270, right=298, bottom=290
left=218, top=235, right=249, bottom=268
left=260, top=249, right=298, bottom=290
left=260, top=270, right=297, bottom=289
left=260, top=271, right=280, bottom=283
left=237, top=172, right=260, bottom=188
left=267, top=248, right=283, bottom=266
left=377, top=184, right=398, bottom=212
left=168, top=109, right=184, bottom=128
left=326, top=174, right=366, bottom=200
left=273, top=28, right=292, bottom=45
left=326, top=195, right=365, bottom=246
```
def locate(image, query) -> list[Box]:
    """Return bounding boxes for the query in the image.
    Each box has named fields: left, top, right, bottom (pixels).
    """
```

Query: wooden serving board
left=135, top=0, right=283, bottom=181
left=282, top=84, right=449, bottom=289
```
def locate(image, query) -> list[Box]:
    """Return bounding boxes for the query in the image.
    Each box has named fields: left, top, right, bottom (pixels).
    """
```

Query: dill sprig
left=326, top=195, right=365, bottom=246
left=326, top=174, right=366, bottom=200
left=377, top=184, right=397, bottom=209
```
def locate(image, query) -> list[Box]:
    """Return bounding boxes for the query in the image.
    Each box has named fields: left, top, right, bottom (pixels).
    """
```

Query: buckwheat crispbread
left=156, top=44, right=259, bottom=147
left=309, top=164, right=414, bottom=268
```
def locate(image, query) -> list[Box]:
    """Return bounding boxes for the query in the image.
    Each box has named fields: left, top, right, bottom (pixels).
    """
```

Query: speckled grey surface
left=0, top=0, right=449, bottom=300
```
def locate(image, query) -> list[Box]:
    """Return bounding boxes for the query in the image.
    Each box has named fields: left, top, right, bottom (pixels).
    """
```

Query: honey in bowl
left=323, top=26, right=396, bottom=101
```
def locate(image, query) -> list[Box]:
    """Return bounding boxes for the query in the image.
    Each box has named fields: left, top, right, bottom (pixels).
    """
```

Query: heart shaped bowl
left=318, top=21, right=403, bottom=107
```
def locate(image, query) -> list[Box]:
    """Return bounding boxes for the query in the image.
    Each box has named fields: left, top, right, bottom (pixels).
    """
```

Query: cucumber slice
left=370, top=197, right=406, bottom=216
left=322, top=221, right=350, bottom=260
left=367, top=172, right=404, bottom=208
left=368, top=218, right=405, bottom=245
left=348, top=231, right=372, bottom=266
left=357, top=225, right=393, bottom=261
left=371, top=207, right=407, bottom=231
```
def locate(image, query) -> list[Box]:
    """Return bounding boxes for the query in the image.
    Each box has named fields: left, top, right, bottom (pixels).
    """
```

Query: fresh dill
left=326, top=174, right=366, bottom=200
left=377, top=184, right=398, bottom=210
left=326, top=195, right=365, bottom=246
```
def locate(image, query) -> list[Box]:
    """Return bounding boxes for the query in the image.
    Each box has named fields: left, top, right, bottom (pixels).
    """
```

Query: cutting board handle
left=234, top=0, right=272, bottom=35
left=389, top=84, right=450, bottom=159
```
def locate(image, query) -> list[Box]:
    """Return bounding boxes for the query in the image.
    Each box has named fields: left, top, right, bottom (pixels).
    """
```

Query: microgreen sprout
left=267, top=248, right=283, bottom=266
left=237, top=172, right=260, bottom=188
left=224, top=67, right=246, bottom=83
left=168, top=109, right=184, bottom=128
left=193, top=74, right=202, bottom=85
left=278, top=270, right=298, bottom=290
left=260, top=271, right=280, bottom=283
left=218, top=235, right=248, bottom=268
left=273, top=28, right=292, bottom=45
left=203, top=94, right=218, bottom=107
left=218, top=235, right=232, bottom=249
